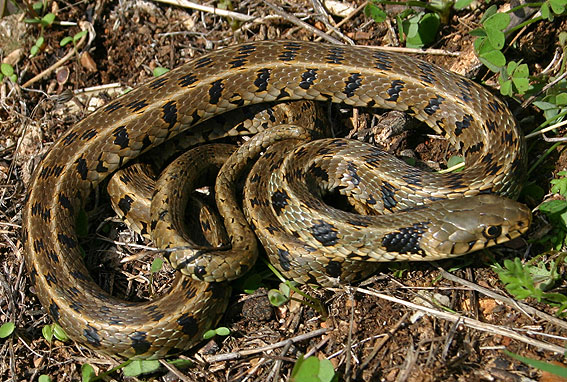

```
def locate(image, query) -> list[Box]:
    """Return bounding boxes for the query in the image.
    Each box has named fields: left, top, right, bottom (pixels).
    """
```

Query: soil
left=1, top=1, right=566, bottom=381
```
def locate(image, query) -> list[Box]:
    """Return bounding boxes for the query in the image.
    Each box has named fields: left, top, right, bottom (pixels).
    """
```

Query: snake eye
left=483, top=225, right=502, bottom=239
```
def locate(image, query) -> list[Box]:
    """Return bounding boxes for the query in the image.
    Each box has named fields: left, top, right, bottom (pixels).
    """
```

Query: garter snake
left=22, top=41, right=531, bottom=358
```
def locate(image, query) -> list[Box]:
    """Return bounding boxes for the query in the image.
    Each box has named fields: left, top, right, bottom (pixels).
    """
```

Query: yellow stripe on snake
left=22, top=41, right=531, bottom=359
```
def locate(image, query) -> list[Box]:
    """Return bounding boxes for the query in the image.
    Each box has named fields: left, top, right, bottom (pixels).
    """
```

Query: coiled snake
left=22, top=41, right=531, bottom=359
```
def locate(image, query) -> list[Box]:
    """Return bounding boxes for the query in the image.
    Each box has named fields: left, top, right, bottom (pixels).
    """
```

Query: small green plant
left=42, top=323, right=69, bottom=343
left=122, top=360, right=160, bottom=377
left=471, top=2, right=567, bottom=97
left=364, top=0, right=472, bottom=48
left=203, top=326, right=231, bottom=340
left=0, top=64, right=17, bottom=83
left=539, top=171, right=567, bottom=250
left=152, top=67, right=170, bottom=77
left=0, top=322, right=15, bottom=338
left=38, top=375, right=52, bottom=382
left=24, top=2, right=56, bottom=57
left=493, top=255, right=567, bottom=315
left=290, top=355, right=338, bottom=382
left=60, top=29, right=88, bottom=56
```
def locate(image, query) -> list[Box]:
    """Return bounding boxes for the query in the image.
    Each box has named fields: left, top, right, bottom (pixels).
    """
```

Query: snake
left=22, top=41, right=532, bottom=359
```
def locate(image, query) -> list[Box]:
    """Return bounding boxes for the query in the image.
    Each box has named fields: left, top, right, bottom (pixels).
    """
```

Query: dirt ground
left=1, top=0, right=566, bottom=381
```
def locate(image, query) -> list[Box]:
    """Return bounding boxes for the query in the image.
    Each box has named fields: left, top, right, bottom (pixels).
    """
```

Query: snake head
left=423, top=194, right=532, bottom=258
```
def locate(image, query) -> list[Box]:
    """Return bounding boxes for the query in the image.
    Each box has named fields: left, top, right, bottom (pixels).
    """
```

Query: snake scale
left=22, top=41, right=531, bottom=359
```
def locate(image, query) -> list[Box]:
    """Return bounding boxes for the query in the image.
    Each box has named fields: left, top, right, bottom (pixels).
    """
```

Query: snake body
left=23, top=41, right=530, bottom=358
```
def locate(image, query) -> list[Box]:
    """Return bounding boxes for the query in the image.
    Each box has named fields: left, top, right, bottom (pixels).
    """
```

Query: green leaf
left=485, top=26, right=505, bottom=49
left=42, top=324, right=53, bottom=342
left=122, top=360, right=161, bottom=377
left=242, top=273, right=263, bottom=294
left=81, top=364, right=96, bottom=382
left=0, top=322, right=15, bottom=338
left=549, top=0, right=567, bottom=15
left=215, top=327, right=231, bottom=336
left=539, top=199, right=567, bottom=215
left=504, top=350, right=567, bottom=377
left=150, top=257, right=163, bottom=273
left=60, top=36, right=73, bottom=47
left=30, top=45, right=39, bottom=57
left=203, top=329, right=217, bottom=339
left=499, top=78, right=513, bottom=96
left=291, top=356, right=336, bottom=382
left=38, top=375, right=52, bottom=382
left=153, top=67, right=170, bottom=77
left=268, top=289, right=289, bottom=307
left=52, top=323, right=69, bottom=342
left=480, top=5, right=499, bottom=23
left=446, top=156, right=464, bottom=172
left=556, top=93, right=567, bottom=105
left=478, top=48, right=506, bottom=71
left=483, top=12, right=510, bottom=30
left=512, top=77, right=530, bottom=93
left=36, top=36, right=45, bottom=48
left=364, top=2, right=387, bottom=23
left=454, top=0, right=473, bottom=10
left=41, top=13, right=56, bottom=26
left=32, top=1, right=43, bottom=12
left=1, top=63, right=14, bottom=76
left=541, top=2, right=551, bottom=19
left=74, top=30, right=88, bottom=42
left=405, top=12, right=440, bottom=48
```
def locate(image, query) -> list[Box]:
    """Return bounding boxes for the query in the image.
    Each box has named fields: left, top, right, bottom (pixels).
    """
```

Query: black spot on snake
left=418, top=61, right=437, bottom=84
left=80, top=128, right=97, bottom=140
left=130, top=332, right=152, bottom=355
left=299, top=69, right=318, bottom=90
left=277, top=248, right=291, bottom=271
left=346, top=162, right=360, bottom=185
left=381, top=222, right=429, bottom=255
left=148, top=76, right=167, bottom=90
left=112, top=125, right=129, bottom=149
left=310, top=164, right=329, bottom=182
left=455, top=114, right=474, bottom=136
left=488, top=100, right=502, bottom=113
left=194, top=56, right=213, bottom=69
left=310, top=220, right=339, bottom=246
left=267, top=225, right=280, bottom=234
left=59, top=194, right=74, bottom=214
left=385, top=79, right=405, bottom=101
left=208, top=80, right=225, bottom=104
left=457, top=78, right=474, bottom=102
left=75, top=157, right=88, bottom=180
left=58, top=233, right=77, bottom=249
left=278, top=42, right=301, bottom=61
left=177, top=313, right=198, bottom=336
left=69, top=300, right=83, bottom=313
left=70, top=270, right=89, bottom=282
left=424, top=95, right=445, bottom=115
left=47, top=250, right=59, bottom=264
left=343, top=73, right=362, bottom=97
left=118, top=195, right=133, bottom=215
left=466, top=141, right=483, bottom=156
left=96, top=160, right=108, bottom=173
left=381, top=181, right=397, bottom=211
left=146, top=305, right=165, bottom=322
left=31, top=202, right=50, bottom=221
left=162, top=100, right=178, bottom=129
left=49, top=300, right=60, bottom=322
left=84, top=325, right=101, bottom=347
left=271, top=190, right=290, bottom=216
left=39, top=165, right=63, bottom=179
left=45, top=272, right=57, bottom=286
left=33, top=238, right=44, bottom=252
left=485, top=120, right=497, bottom=133
left=104, top=101, right=123, bottom=113
left=127, top=99, right=149, bottom=112
left=326, top=46, right=345, bottom=64
left=276, top=88, right=290, bottom=100
left=179, top=73, right=198, bottom=87
left=249, top=197, right=261, bottom=208
left=325, top=260, right=343, bottom=278
left=372, top=51, right=393, bottom=70
left=254, top=68, right=271, bottom=92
